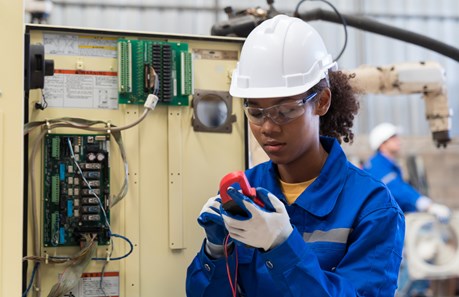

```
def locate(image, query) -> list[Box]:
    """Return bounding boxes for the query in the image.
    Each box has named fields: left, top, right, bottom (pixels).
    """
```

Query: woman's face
left=247, top=92, right=321, bottom=166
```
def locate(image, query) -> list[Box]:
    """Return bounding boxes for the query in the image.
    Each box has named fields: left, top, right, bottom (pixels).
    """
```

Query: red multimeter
left=219, top=171, right=264, bottom=216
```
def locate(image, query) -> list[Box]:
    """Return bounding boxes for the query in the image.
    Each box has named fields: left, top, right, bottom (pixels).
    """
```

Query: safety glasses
left=243, top=92, right=318, bottom=126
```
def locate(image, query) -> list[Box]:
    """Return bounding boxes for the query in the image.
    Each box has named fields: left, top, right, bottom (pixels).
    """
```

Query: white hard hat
left=229, top=15, right=337, bottom=99
left=369, top=122, right=399, bottom=150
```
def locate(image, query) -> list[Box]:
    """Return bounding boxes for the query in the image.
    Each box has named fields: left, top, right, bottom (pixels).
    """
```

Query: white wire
left=24, top=108, right=150, bottom=136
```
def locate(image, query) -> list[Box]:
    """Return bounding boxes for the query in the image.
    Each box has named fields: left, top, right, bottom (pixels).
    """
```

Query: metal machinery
left=344, top=61, right=452, bottom=148
left=405, top=212, right=459, bottom=281
left=20, top=25, right=246, bottom=296
left=403, top=212, right=459, bottom=296
left=212, top=2, right=459, bottom=148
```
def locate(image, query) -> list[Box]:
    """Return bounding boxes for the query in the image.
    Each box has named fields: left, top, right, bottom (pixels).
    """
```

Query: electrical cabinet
left=23, top=24, right=245, bottom=296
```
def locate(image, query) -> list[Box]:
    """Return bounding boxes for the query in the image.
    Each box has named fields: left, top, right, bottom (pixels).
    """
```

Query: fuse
left=83, top=171, right=101, bottom=179
left=82, top=197, right=99, bottom=204
left=82, top=206, right=100, bottom=213
left=82, top=214, right=100, bottom=221
left=83, top=180, right=100, bottom=187
left=81, top=189, right=100, bottom=195
left=81, top=163, right=102, bottom=170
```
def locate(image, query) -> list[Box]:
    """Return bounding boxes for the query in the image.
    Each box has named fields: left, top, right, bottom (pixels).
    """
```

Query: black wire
left=34, top=89, right=48, bottom=110
left=49, top=233, right=134, bottom=262
left=293, top=0, right=348, bottom=61
left=41, top=90, right=48, bottom=109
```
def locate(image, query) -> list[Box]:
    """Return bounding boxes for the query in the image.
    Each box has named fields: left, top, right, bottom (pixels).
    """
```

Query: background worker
left=364, top=122, right=450, bottom=220
left=186, top=15, right=404, bottom=297
left=364, top=122, right=451, bottom=297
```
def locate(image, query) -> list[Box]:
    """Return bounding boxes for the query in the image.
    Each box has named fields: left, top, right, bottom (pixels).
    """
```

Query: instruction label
left=44, top=70, right=118, bottom=109
left=192, top=48, right=238, bottom=60
left=62, top=271, right=120, bottom=297
left=44, top=33, right=117, bottom=58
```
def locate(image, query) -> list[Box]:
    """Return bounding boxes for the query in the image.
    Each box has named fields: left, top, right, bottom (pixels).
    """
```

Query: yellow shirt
left=279, top=178, right=317, bottom=205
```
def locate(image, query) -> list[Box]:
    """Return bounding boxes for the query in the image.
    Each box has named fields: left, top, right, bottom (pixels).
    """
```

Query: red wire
left=224, top=234, right=238, bottom=297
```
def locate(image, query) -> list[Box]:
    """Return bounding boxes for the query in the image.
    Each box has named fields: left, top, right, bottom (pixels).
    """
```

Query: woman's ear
left=314, top=88, right=331, bottom=116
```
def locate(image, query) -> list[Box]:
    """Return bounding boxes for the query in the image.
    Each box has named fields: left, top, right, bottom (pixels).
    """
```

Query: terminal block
left=117, top=39, right=193, bottom=105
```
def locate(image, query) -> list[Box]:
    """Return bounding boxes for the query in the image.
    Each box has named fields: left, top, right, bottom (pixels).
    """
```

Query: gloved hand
left=221, top=187, right=293, bottom=251
left=197, top=195, right=228, bottom=246
left=427, top=203, right=451, bottom=223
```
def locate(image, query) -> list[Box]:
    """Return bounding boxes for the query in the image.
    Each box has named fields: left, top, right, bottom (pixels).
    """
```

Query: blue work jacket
left=364, top=151, right=421, bottom=213
left=187, top=137, right=405, bottom=297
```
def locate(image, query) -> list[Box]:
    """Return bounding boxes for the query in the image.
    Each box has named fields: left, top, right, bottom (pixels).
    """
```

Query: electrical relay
left=117, top=39, right=193, bottom=105
left=43, top=134, right=111, bottom=246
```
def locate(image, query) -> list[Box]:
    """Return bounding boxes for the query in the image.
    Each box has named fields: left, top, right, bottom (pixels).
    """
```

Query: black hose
left=298, top=8, right=459, bottom=63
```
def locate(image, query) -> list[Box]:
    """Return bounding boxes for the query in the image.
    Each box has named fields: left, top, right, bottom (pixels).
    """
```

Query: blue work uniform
left=364, top=151, right=421, bottom=213
left=187, top=137, right=405, bottom=297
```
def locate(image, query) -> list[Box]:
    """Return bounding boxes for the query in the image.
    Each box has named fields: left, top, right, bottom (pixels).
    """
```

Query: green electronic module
left=117, top=39, right=193, bottom=105
left=43, top=134, right=111, bottom=246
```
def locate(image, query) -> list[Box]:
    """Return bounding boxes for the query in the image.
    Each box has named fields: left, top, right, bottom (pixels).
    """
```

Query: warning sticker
left=44, top=70, right=118, bottom=110
left=62, top=271, right=120, bottom=297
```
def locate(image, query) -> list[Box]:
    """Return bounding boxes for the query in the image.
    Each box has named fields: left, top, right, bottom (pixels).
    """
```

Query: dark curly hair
left=309, top=71, right=360, bottom=144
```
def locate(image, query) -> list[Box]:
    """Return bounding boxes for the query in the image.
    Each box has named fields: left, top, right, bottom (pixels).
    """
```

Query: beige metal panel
left=0, top=0, right=24, bottom=296
left=25, top=26, right=244, bottom=296
left=137, top=101, right=245, bottom=296
left=136, top=39, right=244, bottom=296
left=122, top=104, right=141, bottom=296
left=168, top=106, right=185, bottom=249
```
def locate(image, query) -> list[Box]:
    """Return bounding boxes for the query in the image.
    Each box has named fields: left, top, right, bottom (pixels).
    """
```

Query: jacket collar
left=266, top=137, right=348, bottom=217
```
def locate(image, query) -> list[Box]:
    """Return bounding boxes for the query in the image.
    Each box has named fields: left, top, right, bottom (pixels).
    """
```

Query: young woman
left=187, top=15, right=404, bottom=296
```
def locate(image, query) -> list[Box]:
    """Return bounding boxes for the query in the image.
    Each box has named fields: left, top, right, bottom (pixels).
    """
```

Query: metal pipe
left=361, top=13, right=459, bottom=22
left=298, top=8, right=459, bottom=63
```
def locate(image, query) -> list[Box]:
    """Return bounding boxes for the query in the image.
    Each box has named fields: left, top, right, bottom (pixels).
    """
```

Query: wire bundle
left=23, top=95, right=158, bottom=296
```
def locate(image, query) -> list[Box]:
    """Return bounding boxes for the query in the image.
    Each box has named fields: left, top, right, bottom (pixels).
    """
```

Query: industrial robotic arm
left=344, top=61, right=452, bottom=147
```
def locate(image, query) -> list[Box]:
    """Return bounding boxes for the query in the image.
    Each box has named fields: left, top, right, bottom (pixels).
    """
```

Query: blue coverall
left=364, top=151, right=429, bottom=296
left=364, top=151, right=421, bottom=213
left=186, top=137, right=405, bottom=296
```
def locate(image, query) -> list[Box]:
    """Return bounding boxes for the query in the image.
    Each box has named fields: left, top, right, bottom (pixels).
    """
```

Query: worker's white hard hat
left=229, top=15, right=337, bottom=99
left=369, top=122, right=400, bottom=150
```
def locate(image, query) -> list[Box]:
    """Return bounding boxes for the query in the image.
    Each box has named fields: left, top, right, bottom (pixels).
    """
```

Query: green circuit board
left=43, top=134, right=111, bottom=247
left=117, top=39, right=193, bottom=105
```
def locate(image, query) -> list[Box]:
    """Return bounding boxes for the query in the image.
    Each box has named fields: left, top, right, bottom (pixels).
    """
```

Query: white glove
left=427, top=203, right=451, bottom=223
left=221, top=187, right=293, bottom=251
left=416, top=196, right=433, bottom=212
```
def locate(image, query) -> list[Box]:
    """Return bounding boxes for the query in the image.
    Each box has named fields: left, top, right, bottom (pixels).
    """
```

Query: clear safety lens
left=243, top=92, right=318, bottom=126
